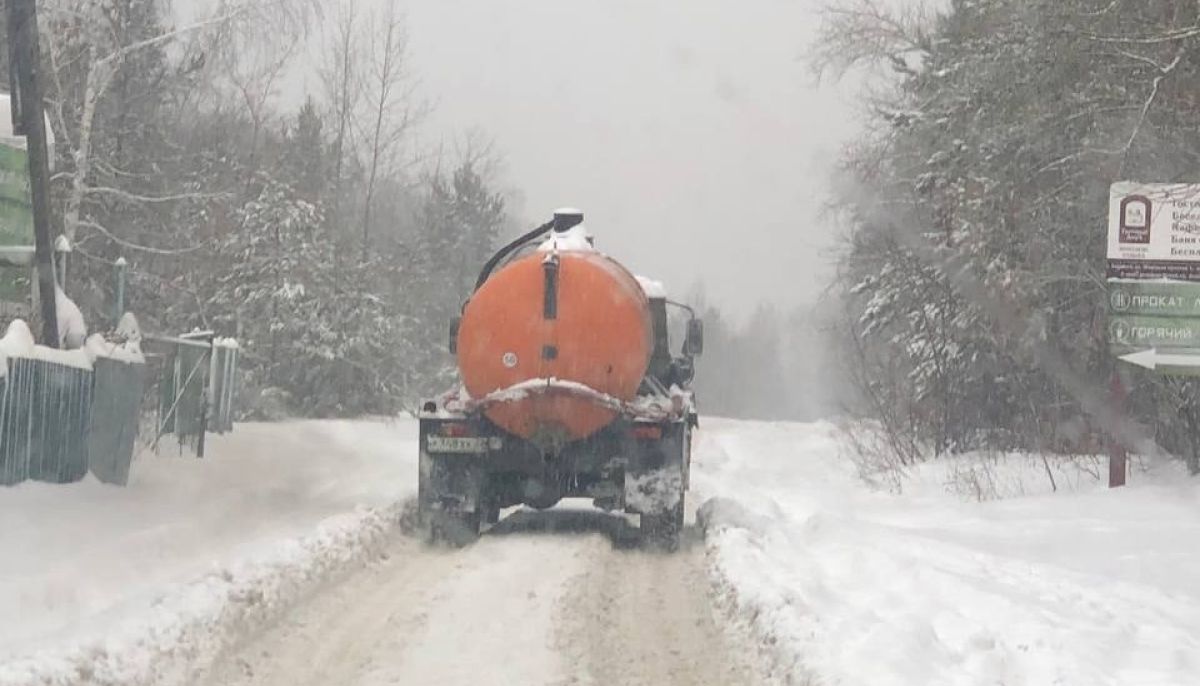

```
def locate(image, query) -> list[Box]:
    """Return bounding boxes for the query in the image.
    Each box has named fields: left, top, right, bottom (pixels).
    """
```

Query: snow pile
left=0, top=419, right=418, bottom=686
left=0, top=505, right=401, bottom=686
left=693, top=419, right=1200, bottom=686
left=897, top=450, right=1117, bottom=501
left=0, top=319, right=93, bottom=376
left=55, top=286, right=88, bottom=350
left=0, top=315, right=144, bottom=377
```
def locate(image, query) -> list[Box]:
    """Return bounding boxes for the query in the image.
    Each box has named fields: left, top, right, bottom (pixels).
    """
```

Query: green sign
left=0, top=143, right=33, bottom=244
left=0, top=142, right=33, bottom=307
left=1109, top=314, right=1200, bottom=351
left=1118, top=348, right=1200, bottom=375
left=1108, top=281, right=1200, bottom=317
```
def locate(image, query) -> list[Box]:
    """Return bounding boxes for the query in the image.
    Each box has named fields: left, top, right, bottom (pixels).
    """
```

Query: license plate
left=426, top=435, right=500, bottom=453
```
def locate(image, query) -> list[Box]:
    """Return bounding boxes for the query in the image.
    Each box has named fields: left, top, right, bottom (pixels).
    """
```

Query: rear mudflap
left=420, top=452, right=486, bottom=513
left=623, top=420, right=688, bottom=516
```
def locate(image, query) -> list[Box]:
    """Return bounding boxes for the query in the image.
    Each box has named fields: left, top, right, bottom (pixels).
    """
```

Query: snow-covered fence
left=150, top=332, right=241, bottom=456
left=0, top=318, right=145, bottom=486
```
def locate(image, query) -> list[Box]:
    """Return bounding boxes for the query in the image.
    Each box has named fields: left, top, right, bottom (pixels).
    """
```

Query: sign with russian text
left=1108, top=281, right=1200, bottom=317
left=1109, top=314, right=1200, bottom=351
left=1108, top=182, right=1200, bottom=280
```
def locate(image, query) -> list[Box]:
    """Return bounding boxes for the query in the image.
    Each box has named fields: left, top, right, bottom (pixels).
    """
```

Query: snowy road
left=202, top=508, right=768, bottom=686
left=5, top=417, right=1199, bottom=686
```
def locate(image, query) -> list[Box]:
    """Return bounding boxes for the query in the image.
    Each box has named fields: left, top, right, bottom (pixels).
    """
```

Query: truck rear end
left=417, top=210, right=702, bottom=548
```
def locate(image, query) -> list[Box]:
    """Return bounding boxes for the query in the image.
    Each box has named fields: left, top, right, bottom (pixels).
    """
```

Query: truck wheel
left=640, top=498, right=684, bottom=551
left=428, top=510, right=481, bottom=547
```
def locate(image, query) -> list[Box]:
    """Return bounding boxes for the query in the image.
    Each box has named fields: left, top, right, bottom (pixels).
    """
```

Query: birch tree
left=41, top=0, right=316, bottom=245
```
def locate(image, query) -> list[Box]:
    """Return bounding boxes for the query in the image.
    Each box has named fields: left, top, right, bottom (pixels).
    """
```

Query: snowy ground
left=3, top=416, right=1198, bottom=685
left=0, top=419, right=416, bottom=686
left=694, top=418, right=1200, bottom=686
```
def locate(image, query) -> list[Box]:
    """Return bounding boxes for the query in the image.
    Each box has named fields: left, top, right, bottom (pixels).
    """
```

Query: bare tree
left=317, top=0, right=363, bottom=233
left=358, top=1, right=423, bottom=262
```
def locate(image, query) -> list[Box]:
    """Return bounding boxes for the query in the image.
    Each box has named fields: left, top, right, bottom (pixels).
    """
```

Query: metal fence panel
left=156, top=341, right=211, bottom=452
left=209, top=345, right=238, bottom=434
left=0, top=357, right=92, bottom=485
left=88, top=357, right=146, bottom=485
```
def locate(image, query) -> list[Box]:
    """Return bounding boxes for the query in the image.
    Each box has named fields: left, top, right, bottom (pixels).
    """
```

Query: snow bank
left=693, top=419, right=1200, bottom=686
left=0, top=419, right=418, bottom=686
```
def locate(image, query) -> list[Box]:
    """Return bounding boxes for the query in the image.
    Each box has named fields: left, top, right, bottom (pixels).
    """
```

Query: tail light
left=630, top=424, right=663, bottom=440
left=440, top=422, right=474, bottom=437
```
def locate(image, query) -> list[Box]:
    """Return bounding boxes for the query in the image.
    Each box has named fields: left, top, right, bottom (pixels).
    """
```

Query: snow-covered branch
left=83, top=186, right=231, bottom=205
left=76, top=220, right=209, bottom=256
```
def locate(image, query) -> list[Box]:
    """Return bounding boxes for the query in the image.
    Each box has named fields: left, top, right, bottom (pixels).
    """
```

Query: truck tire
left=640, top=498, right=684, bottom=551
left=428, top=509, right=481, bottom=547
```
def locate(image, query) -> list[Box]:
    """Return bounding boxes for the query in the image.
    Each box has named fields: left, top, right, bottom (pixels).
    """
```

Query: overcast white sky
left=291, top=0, right=862, bottom=318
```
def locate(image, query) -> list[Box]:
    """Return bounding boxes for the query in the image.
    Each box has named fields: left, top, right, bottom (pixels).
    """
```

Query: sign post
left=1106, top=182, right=1200, bottom=485
left=6, top=0, right=59, bottom=347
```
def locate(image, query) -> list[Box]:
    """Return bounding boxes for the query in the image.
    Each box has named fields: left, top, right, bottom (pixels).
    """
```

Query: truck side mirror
left=449, top=317, right=461, bottom=354
left=685, top=318, right=704, bottom=357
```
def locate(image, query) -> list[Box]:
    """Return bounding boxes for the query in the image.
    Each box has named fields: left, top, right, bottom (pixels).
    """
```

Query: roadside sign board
left=1107, top=182, right=1200, bottom=373
left=1108, top=182, right=1200, bottom=280
left=1108, top=281, right=1200, bottom=317
left=1108, top=314, right=1200, bottom=351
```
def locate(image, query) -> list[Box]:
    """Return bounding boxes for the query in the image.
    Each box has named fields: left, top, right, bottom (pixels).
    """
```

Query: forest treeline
left=0, top=0, right=517, bottom=416
left=0, top=0, right=819, bottom=420
left=821, top=0, right=1200, bottom=472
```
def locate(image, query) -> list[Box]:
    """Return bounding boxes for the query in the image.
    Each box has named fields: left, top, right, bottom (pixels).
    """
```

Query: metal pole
left=114, top=256, right=126, bottom=326
left=7, top=0, right=59, bottom=347
left=1108, top=371, right=1128, bottom=488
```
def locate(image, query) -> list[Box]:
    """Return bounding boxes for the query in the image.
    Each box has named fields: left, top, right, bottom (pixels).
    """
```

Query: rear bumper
left=418, top=409, right=689, bottom=515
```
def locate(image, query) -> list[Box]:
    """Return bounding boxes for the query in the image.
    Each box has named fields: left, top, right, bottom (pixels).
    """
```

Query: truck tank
left=456, top=238, right=653, bottom=445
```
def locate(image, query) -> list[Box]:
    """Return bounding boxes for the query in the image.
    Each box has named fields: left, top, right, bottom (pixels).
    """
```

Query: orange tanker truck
left=418, top=209, right=703, bottom=548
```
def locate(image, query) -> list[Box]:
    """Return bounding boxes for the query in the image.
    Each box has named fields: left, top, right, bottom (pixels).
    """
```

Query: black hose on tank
left=472, top=219, right=554, bottom=293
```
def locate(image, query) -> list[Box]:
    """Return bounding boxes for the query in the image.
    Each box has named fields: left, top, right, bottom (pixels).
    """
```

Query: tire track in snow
left=201, top=506, right=771, bottom=686
left=555, top=512, right=772, bottom=686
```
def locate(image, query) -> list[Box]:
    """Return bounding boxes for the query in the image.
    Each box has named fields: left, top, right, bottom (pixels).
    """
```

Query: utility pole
left=7, top=0, right=60, bottom=347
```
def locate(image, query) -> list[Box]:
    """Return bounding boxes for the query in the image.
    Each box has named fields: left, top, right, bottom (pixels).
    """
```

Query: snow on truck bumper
left=624, top=465, right=684, bottom=513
